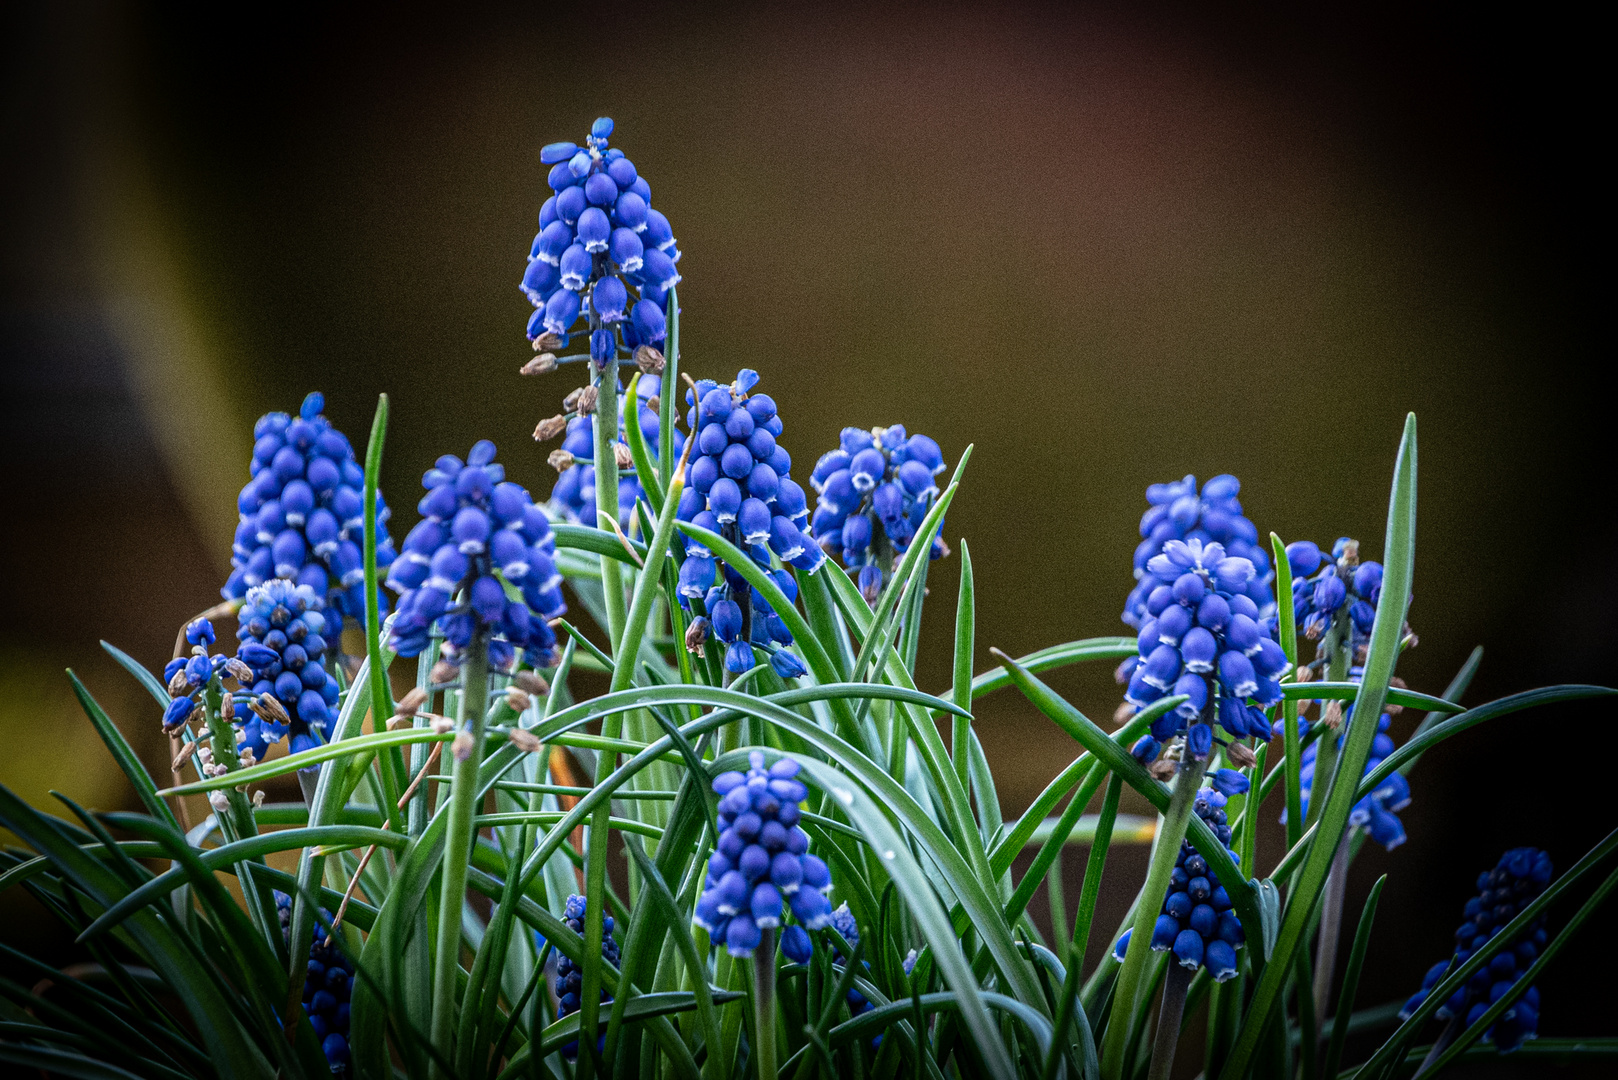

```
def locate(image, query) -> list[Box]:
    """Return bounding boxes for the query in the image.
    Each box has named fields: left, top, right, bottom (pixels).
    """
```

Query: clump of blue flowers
left=1121, top=538, right=1288, bottom=768
left=1279, top=670, right=1413, bottom=850
left=1123, top=475, right=1272, bottom=630
left=274, top=892, right=354, bottom=1073
left=1114, top=787, right=1245, bottom=981
left=1286, top=537, right=1399, bottom=660
left=808, top=425, right=947, bottom=601
left=225, top=392, right=395, bottom=638
left=231, top=580, right=339, bottom=760
left=553, top=894, right=619, bottom=1059
left=693, top=752, right=832, bottom=957
left=1400, top=848, right=1552, bottom=1052
left=161, top=617, right=233, bottom=733
left=675, top=371, right=817, bottom=677
left=545, top=375, right=685, bottom=530
left=520, top=117, right=676, bottom=352
left=385, top=441, right=565, bottom=671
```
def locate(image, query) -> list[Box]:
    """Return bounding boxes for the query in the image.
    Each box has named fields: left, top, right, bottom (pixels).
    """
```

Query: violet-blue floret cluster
left=551, top=376, right=685, bottom=530
left=694, top=752, right=832, bottom=958
left=225, top=392, right=395, bottom=638
left=553, top=893, right=619, bottom=1059
left=232, top=580, right=339, bottom=759
left=1286, top=537, right=1384, bottom=646
left=1122, top=537, right=1288, bottom=767
left=1123, top=474, right=1272, bottom=630
left=675, top=371, right=817, bottom=677
left=809, top=425, right=947, bottom=600
left=521, top=117, right=677, bottom=350
left=160, top=618, right=231, bottom=732
left=274, top=892, right=353, bottom=1072
left=1400, top=848, right=1551, bottom=1053
left=385, top=440, right=564, bottom=671
left=1113, top=788, right=1245, bottom=981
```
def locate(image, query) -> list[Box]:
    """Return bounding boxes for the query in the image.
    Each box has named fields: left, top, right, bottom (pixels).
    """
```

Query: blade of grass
left=1322, top=875, right=1384, bottom=1080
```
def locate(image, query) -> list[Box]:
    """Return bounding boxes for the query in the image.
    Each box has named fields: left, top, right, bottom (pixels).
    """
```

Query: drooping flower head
left=1123, top=474, right=1272, bottom=629
left=231, top=580, right=339, bottom=760
left=1286, top=537, right=1408, bottom=663
left=385, top=440, right=564, bottom=671
left=1113, top=787, right=1246, bottom=981
left=547, top=375, right=687, bottom=529
left=520, top=117, right=677, bottom=350
left=693, top=752, right=832, bottom=957
left=674, top=371, right=816, bottom=678
left=553, top=894, right=620, bottom=1059
left=808, top=425, right=948, bottom=602
left=274, top=892, right=355, bottom=1073
left=1400, top=848, right=1553, bottom=1053
left=225, top=392, right=396, bottom=639
left=1121, top=538, right=1288, bottom=769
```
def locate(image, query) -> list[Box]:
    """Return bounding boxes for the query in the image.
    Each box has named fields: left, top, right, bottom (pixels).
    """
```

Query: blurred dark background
left=2, top=1, right=1609, bottom=1071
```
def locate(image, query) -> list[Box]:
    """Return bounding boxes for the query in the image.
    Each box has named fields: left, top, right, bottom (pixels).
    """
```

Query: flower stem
left=429, top=626, right=489, bottom=1077
left=1311, top=835, right=1351, bottom=1042
left=1146, top=962, right=1193, bottom=1080
left=593, top=352, right=627, bottom=651
left=1099, top=751, right=1209, bottom=1080
left=752, top=930, right=779, bottom=1080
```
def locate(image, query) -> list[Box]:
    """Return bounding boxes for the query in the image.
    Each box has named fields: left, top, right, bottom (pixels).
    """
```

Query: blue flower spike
left=693, top=752, right=832, bottom=958
left=225, top=392, right=395, bottom=640
left=1112, top=787, right=1244, bottom=982
left=1287, top=536, right=1412, bottom=664
left=274, top=892, right=355, bottom=1072
left=1399, top=848, right=1553, bottom=1053
left=1123, top=474, right=1273, bottom=630
left=809, top=425, right=949, bottom=601
left=385, top=440, right=565, bottom=672
left=674, top=370, right=814, bottom=678
left=553, top=893, right=621, bottom=1059
left=230, top=579, right=340, bottom=764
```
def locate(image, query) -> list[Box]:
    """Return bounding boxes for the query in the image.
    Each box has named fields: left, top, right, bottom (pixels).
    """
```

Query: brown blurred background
left=3, top=0, right=1609, bottom=1067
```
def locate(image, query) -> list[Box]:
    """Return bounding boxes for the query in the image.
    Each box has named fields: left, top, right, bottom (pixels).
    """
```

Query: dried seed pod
left=521, top=353, right=558, bottom=376
left=430, top=660, right=458, bottom=686
left=452, top=731, right=475, bottom=761
left=614, top=443, right=634, bottom=469
left=532, top=332, right=563, bottom=353
left=505, top=687, right=533, bottom=714
left=1226, top=741, right=1258, bottom=769
left=225, top=657, right=255, bottom=683
left=512, top=670, right=549, bottom=696
left=396, top=686, right=428, bottom=717
left=508, top=728, right=541, bottom=753
left=634, top=344, right=666, bottom=374
left=534, top=414, right=569, bottom=441
left=548, top=449, right=576, bottom=472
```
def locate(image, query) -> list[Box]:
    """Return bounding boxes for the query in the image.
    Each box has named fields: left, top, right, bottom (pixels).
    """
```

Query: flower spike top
left=385, top=440, right=565, bottom=671
left=1286, top=536, right=1411, bottom=665
left=1400, top=847, right=1552, bottom=1053
left=674, top=370, right=816, bottom=677
left=693, top=752, right=832, bottom=957
left=225, top=392, right=396, bottom=638
left=553, top=894, right=619, bottom=1059
left=545, top=375, right=687, bottom=529
left=1123, top=474, right=1272, bottom=630
left=520, top=117, right=677, bottom=350
left=808, top=424, right=949, bottom=602
left=231, top=580, right=339, bottom=760
left=1113, top=787, right=1245, bottom=981
left=1121, top=537, right=1287, bottom=769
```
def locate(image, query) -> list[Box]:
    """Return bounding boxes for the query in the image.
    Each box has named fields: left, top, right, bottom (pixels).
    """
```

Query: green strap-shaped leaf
left=67, top=671, right=178, bottom=832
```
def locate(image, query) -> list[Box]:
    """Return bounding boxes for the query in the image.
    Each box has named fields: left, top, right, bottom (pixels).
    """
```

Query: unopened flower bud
left=197, top=745, right=213, bottom=765
left=506, top=687, right=533, bottom=713
left=508, top=727, right=541, bottom=752
left=1148, top=758, right=1180, bottom=781
left=521, top=353, right=558, bottom=376
left=634, top=344, right=666, bottom=374
left=1113, top=701, right=1136, bottom=727
left=168, top=669, right=191, bottom=697
left=548, top=449, right=576, bottom=472
left=1226, top=741, right=1257, bottom=769
left=534, top=414, right=569, bottom=441
left=430, top=660, right=458, bottom=686
left=209, top=790, right=231, bottom=813
left=452, top=731, right=475, bottom=761
left=614, top=443, right=634, bottom=469
left=431, top=715, right=455, bottom=735
left=512, top=669, right=549, bottom=696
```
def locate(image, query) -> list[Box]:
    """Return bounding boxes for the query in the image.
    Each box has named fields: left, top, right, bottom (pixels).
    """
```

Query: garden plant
left=2, top=116, right=1614, bottom=1080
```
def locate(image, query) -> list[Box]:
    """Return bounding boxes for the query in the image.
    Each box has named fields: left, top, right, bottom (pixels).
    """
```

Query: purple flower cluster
left=231, top=580, right=339, bottom=759
left=550, top=376, right=686, bottom=530
left=553, top=894, right=619, bottom=1059
left=1285, top=537, right=1386, bottom=651
left=1123, top=474, right=1272, bottom=630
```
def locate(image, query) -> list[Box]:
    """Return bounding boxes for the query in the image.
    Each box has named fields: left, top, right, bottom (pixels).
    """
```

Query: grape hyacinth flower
left=520, top=117, right=677, bottom=353
left=553, top=894, right=620, bottom=1059
left=1286, top=536, right=1411, bottom=665
left=546, top=375, right=687, bottom=529
left=1122, top=474, right=1273, bottom=630
left=693, top=752, right=833, bottom=957
left=160, top=617, right=233, bottom=734
left=1113, top=787, right=1246, bottom=981
left=675, top=370, right=818, bottom=677
left=230, top=580, right=340, bottom=761
left=1119, top=537, right=1287, bottom=770
left=224, top=392, right=396, bottom=638
left=808, top=424, right=948, bottom=601
left=1399, top=848, right=1553, bottom=1052
left=385, top=440, right=565, bottom=671
left=274, top=892, right=354, bottom=1073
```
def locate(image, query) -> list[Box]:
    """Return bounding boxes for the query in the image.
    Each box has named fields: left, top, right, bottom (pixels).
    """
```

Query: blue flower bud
left=781, top=925, right=813, bottom=964
left=770, top=650, right=807, bottom=679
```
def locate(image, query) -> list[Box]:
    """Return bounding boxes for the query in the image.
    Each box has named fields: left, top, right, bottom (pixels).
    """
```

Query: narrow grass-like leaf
left=67, top=672, right=178, bottom=831
left=1322, top=875, right=1384, bottom=1080
left=951, top=539, right=975, bottom=794
left=1270, top=532, right=1304, bottom=853
left=970, top=638, right=1138, bottom=700
left=623, top=372, right=667, bottom=512
left=1279, top=683, right=1460, bottom=714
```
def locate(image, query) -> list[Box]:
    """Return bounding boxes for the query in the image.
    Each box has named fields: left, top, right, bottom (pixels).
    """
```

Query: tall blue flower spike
left=1113, top=787, right=1246, bottom=981
left=275, top=892, right=354, bottom=1072
left=225, top=392, right=396, bottom=639
left=384, top=440, right=565, bottom=671
left=693, top=752, right=833, bottom=957
left=549, top=375, right=686, bottom=529
left=231, top=580, right=339, bottom=761
left=1119, top=537, right=1287, bottom=771
left=1285, top=536, right=1410, bottom=665
left=808, top=424, right=948, bottom=602
left=521, top=117, right=678, bottom=348
left=1123, top=474, right=1273, bottom=631
left=553, top=894, right=620, bottom=1059
left=674, top=370, right=818, bottom=677
left=1399, top=848, right=1553, bottom=1053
